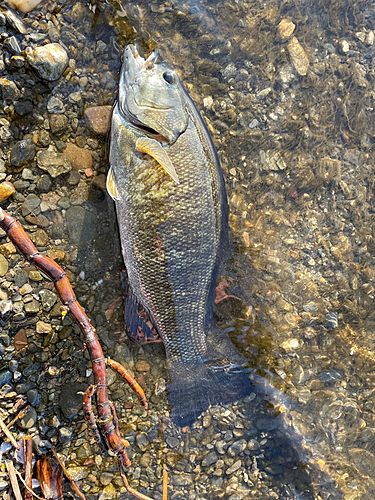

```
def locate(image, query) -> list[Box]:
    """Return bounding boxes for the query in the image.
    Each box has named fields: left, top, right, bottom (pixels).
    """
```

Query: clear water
left=3, top=1, right=375, bottom=499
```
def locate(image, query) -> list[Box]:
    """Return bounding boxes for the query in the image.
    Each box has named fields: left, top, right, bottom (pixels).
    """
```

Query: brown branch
left=51, top=448, right=86, bottom=500
left=6, top=407, right=29, bottom=432
left=163, top=469, right=168, bottom=500
left=5, top=460, right=22, bottom=500
left=107, top=358, right=148, bottom=408
left=23, top=436, right=33, bottom=500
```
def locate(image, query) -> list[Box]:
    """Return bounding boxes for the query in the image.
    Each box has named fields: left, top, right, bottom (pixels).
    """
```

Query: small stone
left=39, top=289, right=57, bottom=311
left=202, top=451, right=218, bottom=467
left=0, top=78, right=20, bottom=101
left=0, top=255, right=8, bottom=277
left=50, top=114, right=68, bottom=134
left=247, top=439, right=260, bottom=451
left=29, top=270, right=43, bottom=281
left=47, top=249, right=65, bottom=261
left=69, top=181, right=89, bottom=205
left=67, top=171, right=81, bottom=185
left=36, top=175, right=52, bottom=193
left=226, top=459, right=242, bottom=475
left=278, top=19, right=295, bottom=39
left=37, top=148, right=71, bottom=177
left=18, top=406, right=37, bottom=429
left=30, top=229, right=49, bottom=246
left=14, top=329, right=27, bottom=350
left=0, top=243, right=16, bottom=258
left=84, top=106, right=112, bottom=135
left=135, top=432, right=149, bottom=451
left=99, top=473, right=113, bottom=486
left=14, top=269, right=29, bottom=287
left=11, top=139, right=36, bottom=167
left=319, top=370, right=342, bottom=383
left=228, top=439, right=247, bottom=456
left=22, top=194, right=41, bottom=217
left=339, top=40, right=350, bottom=53
left=47, top=96, right=65, bottom=114
left=135, top=360, right=151, bottom=372
left=19, top=284, right=33, bottom=295
left=287, top=37, right=309, bottom=76
left=25, top=214, right=50, bottom=228
left=24, top=299, right=40, bottom=313
left=65, top=467, right=88, bottom=481
left=0, top=480, right=8, bottom=491
left=99, top=483, right=116, bottom=499
left=215, top=440, right=227, bottom=454
left=26, top=43, right=69, bottom=81
left=64, top=143, right=93, bottom=171
left=0, top=182, right=15, bottom=202
left=59, top=427, right=73, bottom=444
left=36, top=321, right=52, bottom=334
left=27, top=389, right=40, bottom=406
left=0, top=370, right=12, bottom=388
left=59, top=383, right=87, bottom=419
left=325, top=311, right=338, bottom=329
left=255, top=416, right=280, bottom=431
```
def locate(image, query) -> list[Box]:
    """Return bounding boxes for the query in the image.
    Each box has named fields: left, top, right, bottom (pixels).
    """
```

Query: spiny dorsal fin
left=106, top=166, right=120, bottom=200
left=136, top=137, right=180, bottom=184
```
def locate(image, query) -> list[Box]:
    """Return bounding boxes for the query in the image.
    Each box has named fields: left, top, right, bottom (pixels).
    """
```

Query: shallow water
left=1, top=0, right=375, bottom=499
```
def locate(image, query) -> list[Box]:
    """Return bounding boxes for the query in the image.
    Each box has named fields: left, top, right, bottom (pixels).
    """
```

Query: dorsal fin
left=136, top=137, right=180, bottom=184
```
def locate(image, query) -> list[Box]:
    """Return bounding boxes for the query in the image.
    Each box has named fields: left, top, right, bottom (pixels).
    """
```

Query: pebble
left=65, top=467, right=88, bottom=481
left=99, top=473, right=113, bottom=486
left=0, top=181, right=15, bottom=202
left=47, top=96, right=65, bottom=114
left=135, top=360, right=151, bottom=372
left=18, top=406, right=37, bottom=429
left=0, top=78, right=20, bottom=101
left=27, top=388, right=40, bottom=406
left=36, top=174, right=52, bottom=193
left=278, top=19, right=295, bottom=40
left=59, top=382, right=87, bottom=419
left=25, top=214, right=50, bottom=228
left=64, top=143, right=93, bottom=171
left=319, top=370, right=343, bottom=383
left=22, top=193, right=41, bottom=217
left=325, top=311, right=338, bottom=329
left=49, top=114, right=69, bottom=134
left=58, top=427, right=74, bottom=443
left=339, top=40, right=350, bottom=53
left=36, top=321, right=51, bottom=334
left=228, top=439, right=247, bottom=456
left=10, top=139, right=36, bottom=167
left=202, top=450, right=218, bottom=467
left=0, top=255, right=8, bottom=277
left=226, top=459, right=242, bottom=475
left=287, top=37, right=309, bottom=76
left=37, top=148, right=71, bottom=177
left=39, top=289, right=57, bottom=311
left=255, top=416, right=280, bottom=431
left=0, top=370, right=12, bottom=388
left=0, top=299, right=12, bottom=315
left=135, top=432, right=150, bottom=451
left=26, top=43, right=69, bottom=81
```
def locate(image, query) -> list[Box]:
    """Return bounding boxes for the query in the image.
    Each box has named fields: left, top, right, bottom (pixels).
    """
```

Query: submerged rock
left=26, top=43, right=68, bottom=81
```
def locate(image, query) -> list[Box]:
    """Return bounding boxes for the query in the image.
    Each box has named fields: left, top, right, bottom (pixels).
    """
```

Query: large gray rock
left=26, top=43, right=68, bottom=81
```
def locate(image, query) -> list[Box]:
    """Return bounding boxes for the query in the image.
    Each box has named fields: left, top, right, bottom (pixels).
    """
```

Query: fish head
left=118, top=45, right=189, bottom=144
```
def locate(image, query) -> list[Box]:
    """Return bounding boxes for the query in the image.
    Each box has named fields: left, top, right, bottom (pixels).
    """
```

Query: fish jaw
left=118, top=44, right=189, bottom=144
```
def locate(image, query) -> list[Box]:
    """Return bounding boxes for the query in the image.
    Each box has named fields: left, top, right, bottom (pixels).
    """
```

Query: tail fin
left=168, top=360, right=254, bottom=427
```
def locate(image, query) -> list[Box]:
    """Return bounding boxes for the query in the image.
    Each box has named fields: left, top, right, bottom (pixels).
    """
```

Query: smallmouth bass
left=109, top=45, right=252, bottom=426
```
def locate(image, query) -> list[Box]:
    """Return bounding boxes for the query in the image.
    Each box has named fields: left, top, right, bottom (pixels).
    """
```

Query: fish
left=108, top=44, right=253, bottom=426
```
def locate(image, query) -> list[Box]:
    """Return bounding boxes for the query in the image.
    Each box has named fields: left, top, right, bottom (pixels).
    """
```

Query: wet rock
left=0, top=78, right=20, bottom=101
left=31, top=229, right=49, bottom=246
left=287, top=37, right=309, bottom=76
left=18, top=406, right=37, bottom=429
left=66, top=205, right=97, bottom=244
left=58, top=427, right=73, bottom=444
left=319, top=370, right=343, bottom=383
left=0, top=300, right=13, bottom=315
left=255, top=416, right=280, bottom=431
left=84, top=106, right=112, bottom=135
left=0, top=255, right=8, bottom=277
left=26, top=43, right=68, bottom=81
left=36, top=321, right=51, bottom=334
left=202, top=450, right=218, bottom=467
left=70, top=181, right=89, bottom=205
left=99, top=473, right=113, bottom=486
left=19, top=284, right=32, bottom=295
left=65, top=467, right=88, bottom=481
left=49, top=114, right=68, bottom=134
left=228, top=439, right=247, bottom=456
left=67, top=171, right=81, bottom=185
left=25, top=214, right=50, bottom=228
left=325, top=311, right=338, bottom=329
left=135, top=432, right=149, bottom=451
left=99, top=483, right=116, bottom=499
left=14, top=269, right=29, bottom=287
left=15, top=101, right=33, bottom=116
left=0, top=181, right=15, bottom=202
left=27, top=389, right=40, bottom=406
left=37, top=148, right=71, bottom=177
left=6, top=0, right=44, bottom=13
left=172, top=473, right=193, bottom=486
left=29, top=271, right=43, bottom=281
left=59, top=382, right=87, bottom=419
left=36, top=174, right=52, bottom=193
left=11, top=139, right=36, bottom=167
left=47, top=96, right=65, bottom=114
left=22, top=193, right=40, bottom=217
left=0, top=480, right=8, bottom=491
left=39, top=289, right=57, bottom=311
left=0, top=370, right=12, bottom=388
left=215, top=440, right=227, bottom=454
left=135, top=360, right=151, bottom=372
left=350, top=448, right=375, bottom=477
left=64, top=143, right=93, bottom=171
left=226, top=459, right=242, bottom=475
left=166, top=436, right=179, bottom=448
left=4, top=36, right=21, bottom=55
left=339, top=40, right=350, bottom=54
left=278, top=19, right=295, bottom=40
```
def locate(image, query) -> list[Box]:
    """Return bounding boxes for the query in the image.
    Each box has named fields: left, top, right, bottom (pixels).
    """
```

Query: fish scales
left=109, top=45, right=253, bottom=425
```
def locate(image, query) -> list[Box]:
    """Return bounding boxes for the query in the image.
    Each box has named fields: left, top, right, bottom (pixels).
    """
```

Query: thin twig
left=51, top=448, right=86, bottom=500
left=24, top=436, right=33, bottom=500
left=0, top=416, right=20, bottom=449
left=162, top=469, right=168, bottom=500
left=5, top=460, right=22, bottom=500
left=6, top=407, right=29, bottom=431
left=14, top=468, right=48, bottom=500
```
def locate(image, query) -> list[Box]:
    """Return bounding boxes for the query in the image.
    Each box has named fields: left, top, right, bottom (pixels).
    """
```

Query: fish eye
left=163, top=72, right=175, bottom=84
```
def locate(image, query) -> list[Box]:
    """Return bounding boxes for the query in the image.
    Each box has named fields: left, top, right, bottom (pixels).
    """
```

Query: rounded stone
left=18, top=406, right=37, bottom=429
left=11, top=139, right=36, bottom=167
left=26, top=43, right=68, bottom=81
left=0, top=78, right=20, bottom=101
left=0, top=255, right=8, bottom=277
left=0, top=182, right=15, bottom=202
left=135, top=360, right=151, bottom=372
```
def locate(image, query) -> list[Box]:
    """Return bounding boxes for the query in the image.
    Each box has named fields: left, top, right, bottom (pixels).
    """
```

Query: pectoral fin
left=106, top=166, right=120, bottom=200
left=136, top=137, right=180, bottom=184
